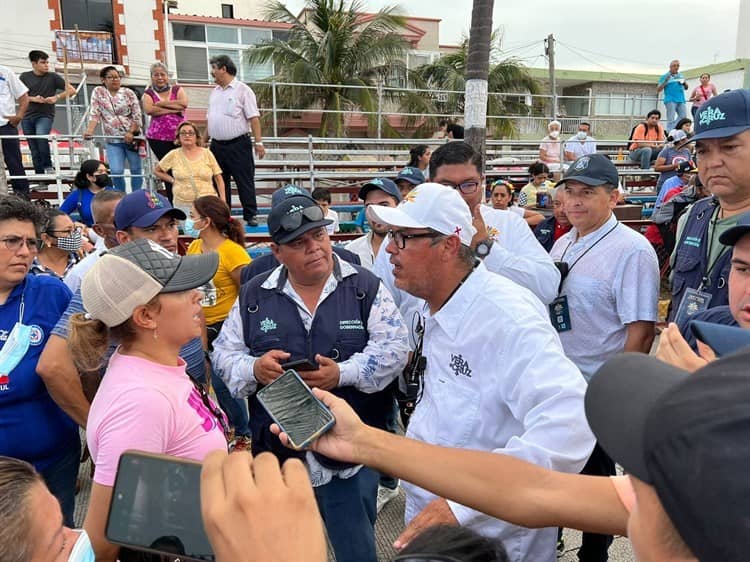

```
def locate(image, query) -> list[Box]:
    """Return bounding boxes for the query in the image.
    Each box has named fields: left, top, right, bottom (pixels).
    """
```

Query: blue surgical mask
left=68, top=530, right=95, bottom=562
left=0, top=322, right=32, bottom=380
left=183, top=218, right=201, bottom=238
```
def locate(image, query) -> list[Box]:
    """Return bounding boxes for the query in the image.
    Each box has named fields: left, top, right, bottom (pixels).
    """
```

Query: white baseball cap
left=368, top=183, right=476, bottom=246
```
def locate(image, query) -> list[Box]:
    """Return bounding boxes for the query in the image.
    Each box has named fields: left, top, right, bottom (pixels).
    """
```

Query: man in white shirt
left=375, top=142, right=560, bottom=341
left=346, top=178, right=401, bottom=269
left=206, top=55, right=265, bottom=226
left=369, top=183, right=595, bottom=562
left=550, top=153, right=659, bottom=562
left=564, top=122, right=597, bottom=164
left=0, top=65, right=31, bottom=197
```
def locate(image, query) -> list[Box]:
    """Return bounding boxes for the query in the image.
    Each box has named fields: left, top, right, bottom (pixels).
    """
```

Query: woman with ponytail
left=68, top=238, right=226, bottom=561
left=186, top=195, right=252, bottom=448
left=59, top=159, right=111, bottom=226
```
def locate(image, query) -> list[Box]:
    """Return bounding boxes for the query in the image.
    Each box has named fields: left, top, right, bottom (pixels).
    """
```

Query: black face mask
left=94, top=174, right=111, bottom=188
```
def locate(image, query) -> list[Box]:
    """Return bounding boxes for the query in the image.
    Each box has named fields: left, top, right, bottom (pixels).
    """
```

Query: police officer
left=211, top=188, right=408, bottom=562
left=669, top=89, right=750, bottom=323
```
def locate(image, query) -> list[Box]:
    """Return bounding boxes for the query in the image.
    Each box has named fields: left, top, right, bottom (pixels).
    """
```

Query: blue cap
left=691, top=89, right=750, bottom=142
left=271, top=184, right=312, bottom=207
left=395, top=166, right=424, bottom=186
left=556, top=153, right=619, bottom=188
left=267, top=195, right=332, bottom=244
left=690, top=321, right=750, bottom=357
left=718, top=210, right=750, bottom=246
left=114, top=191, right=186, bottom=230
left=358, top=177, right=402, bottom=202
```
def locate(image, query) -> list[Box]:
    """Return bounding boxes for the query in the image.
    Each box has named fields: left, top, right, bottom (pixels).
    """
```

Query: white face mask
left=549, top=130, right=560, bottom=139
left=576, top=130, right=588, bottom=140
left=68, top=530, right=95, bottom=562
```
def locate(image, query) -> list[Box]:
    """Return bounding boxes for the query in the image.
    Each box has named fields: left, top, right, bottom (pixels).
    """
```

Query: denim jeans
left=21, top=115, right=54, bottom=173
left=664, top=101, right=687, bottom=132
left=379, top=390, right=400, bottom=490
left=106, top=142, right=143, bottom=191
left=39, top=438, right=81, bottom=527
left=0, top=123, right=30, bottom=197
left=629, top=146, right=659, bottom=169
left=314, top=467, right=379, bottom=562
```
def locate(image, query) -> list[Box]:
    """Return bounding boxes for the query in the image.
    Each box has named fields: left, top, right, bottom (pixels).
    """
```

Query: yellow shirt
left=159, top=147, right=223, bottom=207
left=187, top=238, right=251, bottom=325
left=519, top=180, right=554, bottom=207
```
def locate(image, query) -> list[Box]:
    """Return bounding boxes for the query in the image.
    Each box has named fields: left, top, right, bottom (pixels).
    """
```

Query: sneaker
left=44, top=167, right=56, bottom=176
left=376, top=484, right=399, bottom=513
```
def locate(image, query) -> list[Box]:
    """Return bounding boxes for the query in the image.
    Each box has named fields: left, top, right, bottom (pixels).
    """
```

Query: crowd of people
left=1, top=41, right=750, bottom=562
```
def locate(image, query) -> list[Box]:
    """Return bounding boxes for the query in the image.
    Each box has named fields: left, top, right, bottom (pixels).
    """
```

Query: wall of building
left=121, top=0, right=162, bottom=82
left=3, top=0, right=57, bottom=74
left=174, top=0, right=262, bottom=20
left=737, top=0, right=750, bottom=59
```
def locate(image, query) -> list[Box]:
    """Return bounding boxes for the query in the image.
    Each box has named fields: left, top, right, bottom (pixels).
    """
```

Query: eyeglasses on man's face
left=438, top=180, right=481, bottom=194
left=389, top=229, right=443, bottom=249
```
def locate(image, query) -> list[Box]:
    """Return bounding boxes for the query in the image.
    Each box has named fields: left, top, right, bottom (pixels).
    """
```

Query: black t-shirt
left=448, top=123, right=464, bottom=139
left=19, top=71, right=66, bottom=118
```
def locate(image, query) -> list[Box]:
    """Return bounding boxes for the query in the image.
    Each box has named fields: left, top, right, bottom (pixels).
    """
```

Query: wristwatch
left=474, top=239, right=494, bottom=259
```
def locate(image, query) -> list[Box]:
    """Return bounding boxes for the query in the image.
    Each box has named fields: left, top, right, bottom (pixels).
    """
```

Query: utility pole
left=545, top=33, right=557, bottom=119
left=464, top=0, right=494, bottom=165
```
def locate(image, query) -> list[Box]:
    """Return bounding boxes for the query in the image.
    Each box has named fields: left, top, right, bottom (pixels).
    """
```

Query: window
left=207, top=26, right=238, bottom=44
left=221, top=4, right=234, bottom=18
left=173, top=23, right=205, bottom=42
left=175, top=46, right=209, bottom=82
left=241, top=28, right=272, bottom=46
left=272, top=30, right=290, bottom=42
left=61, top=0, right=113, bottom=32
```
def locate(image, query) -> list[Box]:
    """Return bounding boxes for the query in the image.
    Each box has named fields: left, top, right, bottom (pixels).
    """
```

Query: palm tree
left=400, top=33, right=540, bottom=140
left=246, top=0, right=409, bottom=137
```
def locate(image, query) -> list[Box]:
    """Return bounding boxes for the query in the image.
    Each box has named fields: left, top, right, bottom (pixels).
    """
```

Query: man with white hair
left=370, top=182, right=595, bottom=562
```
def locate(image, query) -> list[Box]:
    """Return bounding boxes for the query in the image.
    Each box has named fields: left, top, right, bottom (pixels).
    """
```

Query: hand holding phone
left=281, top=358, right=319, bottom=372
left=297, top=354, right=340, bottom=391
left=256, top=369, right=335, bottom=450
left=253, top=349, right=291, bottom=385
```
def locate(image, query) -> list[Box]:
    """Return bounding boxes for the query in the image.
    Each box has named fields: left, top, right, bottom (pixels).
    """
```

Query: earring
left=153, top=327, right=159, bottom=340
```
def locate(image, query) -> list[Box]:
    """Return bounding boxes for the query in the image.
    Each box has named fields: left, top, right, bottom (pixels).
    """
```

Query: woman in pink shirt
left=68, top=238, right=227, bottom=561
left=689, top=73, right=719, bottom=119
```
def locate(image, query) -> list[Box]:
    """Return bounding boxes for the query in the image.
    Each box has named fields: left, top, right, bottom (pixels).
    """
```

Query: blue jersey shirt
left=0, top=275, right=76, bottom=471
left=59, top=188, right=112, bottom=226
left=659, top=72, right=687, bottom=104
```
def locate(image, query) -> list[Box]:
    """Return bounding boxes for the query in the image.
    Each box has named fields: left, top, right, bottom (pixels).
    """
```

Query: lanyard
left=557, top=221, right=619, bottom=294
left=700, top=205, right=731, bottom=290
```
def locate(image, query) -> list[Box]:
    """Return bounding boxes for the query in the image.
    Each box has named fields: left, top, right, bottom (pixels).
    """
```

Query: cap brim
left=689, top=321, right=750, bottom=357
left=690, top=124, right=750, bottom=142
left=127, top=207, right=187, bottom=229
left=555, top=175, right=609, bottom=187
left=718, top=224, right=750, bottom=246
left=396, top=177, right=422, bottom=186
left=161, top=251, right=219, bottom=293
left=368, top=205, right=429, bottom=230
left=585, top=353, right=689, bottom=483
left=273, top=219, right=333, bottom=245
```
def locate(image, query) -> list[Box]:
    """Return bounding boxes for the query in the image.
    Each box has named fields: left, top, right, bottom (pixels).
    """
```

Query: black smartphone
left=280, top=358, right=319, bottom=372
left=106, top=451, right=214, bottom=561
left=256, top=369, right=335, bottom=450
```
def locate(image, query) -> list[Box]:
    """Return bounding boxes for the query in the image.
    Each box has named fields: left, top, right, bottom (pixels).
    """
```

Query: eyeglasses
left=274, top=205, right=325, bottom=234
left=179, top=130, right=197, bottom=137
left=0, top=236, right=41, bottom=253
left=438, top=180, right=481, bottom=194
left=47, top=226, right=82, bottom=237
left=389, top=229, right=443, bottom=249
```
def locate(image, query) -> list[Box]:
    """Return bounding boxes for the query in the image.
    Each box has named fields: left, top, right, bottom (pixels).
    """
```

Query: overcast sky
left=284, top=0, right=741, bottom=74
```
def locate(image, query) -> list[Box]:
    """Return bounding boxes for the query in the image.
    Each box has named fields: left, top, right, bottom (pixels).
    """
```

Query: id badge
left=549, top=295, right=572, bottom=332
left=673, top=287, right=712, bottom=327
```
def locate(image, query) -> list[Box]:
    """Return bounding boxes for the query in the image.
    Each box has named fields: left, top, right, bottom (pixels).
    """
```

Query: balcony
left=55, top=30, right=114, bottom=65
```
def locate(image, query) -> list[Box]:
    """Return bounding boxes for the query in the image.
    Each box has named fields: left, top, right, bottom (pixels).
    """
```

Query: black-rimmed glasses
left=0, top=236, right=41, bottom=253
left=389, top=230, right=443, bottom=249
left=438, top=180, right=481, bottom=194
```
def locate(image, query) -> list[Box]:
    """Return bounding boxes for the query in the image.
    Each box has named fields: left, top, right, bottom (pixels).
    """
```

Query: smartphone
left=256, top=369, right=335, bottom=450
left=690, top=320, right=750, bottom=357
left=280, top=358, right=319, bottom=372
left=106, top=451, right=214, bottom=561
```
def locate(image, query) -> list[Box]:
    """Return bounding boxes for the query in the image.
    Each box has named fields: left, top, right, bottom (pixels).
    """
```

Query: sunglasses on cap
left=273, top=205, right=325, bottom=234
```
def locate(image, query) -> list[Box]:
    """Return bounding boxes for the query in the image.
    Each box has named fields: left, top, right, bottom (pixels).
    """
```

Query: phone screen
left=106, top=452, right=214, bottom=561
left=256, top=370, right=335, bottom=449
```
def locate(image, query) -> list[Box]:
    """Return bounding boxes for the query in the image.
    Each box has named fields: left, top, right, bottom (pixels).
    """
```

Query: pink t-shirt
left=87, top=351, right=228, bottom=487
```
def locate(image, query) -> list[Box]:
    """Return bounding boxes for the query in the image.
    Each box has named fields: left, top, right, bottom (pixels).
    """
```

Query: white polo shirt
left=345, top=232, right=376, bottom=270
left=0, top=65, right=28, bottom=127
left=374, top=205, right=561, bottom=346
left=550, top=213, right=659, bottom=380
left=206, top=79, right=260, bottom=141
left=404, top=262, right=594, bottom=562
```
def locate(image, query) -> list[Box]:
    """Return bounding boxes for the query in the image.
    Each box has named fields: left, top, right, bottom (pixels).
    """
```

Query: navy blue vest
left=668, top=197, right=732, bottom=321
left=533, top=216, right=557, bottom=252
left=240, top=261, right=391, bottom=468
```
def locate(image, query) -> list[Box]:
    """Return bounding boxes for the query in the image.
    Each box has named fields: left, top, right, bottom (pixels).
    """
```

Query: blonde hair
left=68, top=296, right=161, bottom=372
left=174, top=121, right=203, bottom=147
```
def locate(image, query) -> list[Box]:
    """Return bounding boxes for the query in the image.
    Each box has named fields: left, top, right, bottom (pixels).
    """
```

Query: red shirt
left=554, top=222, right=572, bottom=241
